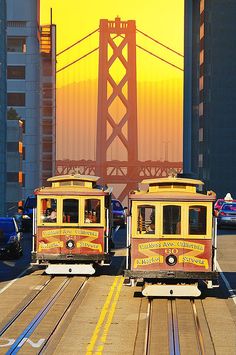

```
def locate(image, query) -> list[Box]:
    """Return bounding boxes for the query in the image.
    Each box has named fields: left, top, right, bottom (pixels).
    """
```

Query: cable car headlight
left=166, top=254, right=177, bottom=266
left=66, top=239, right=75, bottom=249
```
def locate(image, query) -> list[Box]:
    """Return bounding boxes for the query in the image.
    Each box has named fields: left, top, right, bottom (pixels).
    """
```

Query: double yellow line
left=86, top=275, right=124, bottom=354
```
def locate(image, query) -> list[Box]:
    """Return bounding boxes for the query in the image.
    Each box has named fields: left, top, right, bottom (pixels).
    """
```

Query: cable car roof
left=47, top=174, right=100, bottom=183
left=141, top=177, right=204, bottom=186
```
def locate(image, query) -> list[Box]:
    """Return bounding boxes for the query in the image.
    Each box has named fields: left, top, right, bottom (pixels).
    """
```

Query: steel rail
left=144, top=298, right=152, bottom=355
left=6, top=277, right=71, bottom=354
left=38, top=277, right=88, bottom=354
left=168, top=299, right=180, bottom=355
left=191, top=300, right=206, bottom=355
left=0, top=276, right=52, bottom=337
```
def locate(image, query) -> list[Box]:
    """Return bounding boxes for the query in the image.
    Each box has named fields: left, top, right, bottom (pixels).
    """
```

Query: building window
left=199, top=102, right=203, bottom=117
left=42, top=123, right=53, bottom=135
left=42, top=161, right=52, bottom=170
left=42, top=83, right=53, bottom=99
left=19, top=171, right=23, bottom=184
left=199, top=128, right=203, bottom=142
left=42, top=142, right=52, bottom=152
left=200, top=50, right=204, bottom=65
left=43, top=107, right=53, bottom=116
left=19, top=119, right=25, bottom=133
left=200, top=23, right=204, bottom=39
left=7, top=172, right=19, bottom=182
left=42, top=61, right=52, bottom=76
left=7, top=66, right=25, bottom=79
left=7, top=21, right=27, bottom=27
left=199, top=76, right=204, bottom=91
left=200, top=0, right=205, bottom=13
left=200, top=37, right=204, bottom=51
left=198, top=154, right=203, bottom=168
left=7, top=36, right=26, bottom=52
left=7, top=93, right=25, bottom=107
left=19, top=141, right=23, bottom=154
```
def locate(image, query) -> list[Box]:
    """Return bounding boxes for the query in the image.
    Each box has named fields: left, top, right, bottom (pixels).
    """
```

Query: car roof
left=0, top=217, right=14, bottom=221
left=112, top=199, right=123, bottom=203
left=221, top=202, right=236, bottom=208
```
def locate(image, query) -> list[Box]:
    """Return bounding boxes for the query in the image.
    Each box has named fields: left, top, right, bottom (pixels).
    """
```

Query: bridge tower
left=96, top=17, right=138, bottom=201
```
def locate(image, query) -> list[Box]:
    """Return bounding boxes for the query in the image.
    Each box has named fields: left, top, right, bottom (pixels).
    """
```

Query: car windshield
left=112, top=200, right=123, bottom=211
left=222, top=204, right=236, bottom=211
left=0, top=220, right=15, bottom=233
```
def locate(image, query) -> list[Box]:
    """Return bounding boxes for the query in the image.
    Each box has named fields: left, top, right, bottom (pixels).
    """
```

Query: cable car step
left=45, top=263, right=95, bottom=275
left=142, top=283, right=201, bottom=297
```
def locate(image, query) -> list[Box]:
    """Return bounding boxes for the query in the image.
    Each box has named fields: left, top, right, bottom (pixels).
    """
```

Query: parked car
left=112, top=199, right=127, bottom=228
left=217, top=202, right=236, bottom=228
left=214, top=193, right=236, bottom=216
left=0, top=217, right=23, bottom=259
left=22, top=195, right=37, bottom=231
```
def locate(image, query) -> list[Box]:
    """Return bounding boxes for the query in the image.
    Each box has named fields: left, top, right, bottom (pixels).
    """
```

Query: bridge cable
left=136, top=28, right=184, bottom=57
left=118, top=34, right=183, bottom=71
left=136, top=43, right=183, bottom=71
left=56, top=47, right=99, bottom=73
left=57, top=28, right=99, bottom=56
left=56, top=34, right=120, bottom=74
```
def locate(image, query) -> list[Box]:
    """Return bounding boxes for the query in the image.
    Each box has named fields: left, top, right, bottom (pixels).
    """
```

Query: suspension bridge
left=55, top=17, right=183, bottom=201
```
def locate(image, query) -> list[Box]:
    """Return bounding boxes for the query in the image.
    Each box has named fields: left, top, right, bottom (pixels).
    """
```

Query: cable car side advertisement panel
left=37, top=227, right=104, bottom=255
left=131, top=238, right=212, bottom=272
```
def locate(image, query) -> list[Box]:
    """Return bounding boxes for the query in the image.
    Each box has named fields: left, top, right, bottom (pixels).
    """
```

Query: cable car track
left=168, top=300, right=180, bottom=355
left=143, top=298, right=209, bottom=355
left=0, top=276, right=88, bottom=354
left=0, top=275, right=53, bottom=337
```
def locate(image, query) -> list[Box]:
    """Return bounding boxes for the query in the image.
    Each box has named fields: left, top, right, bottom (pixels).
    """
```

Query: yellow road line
left=97, top=276, right=124, bottom=353
left=86, top=276, right=120, bottom=354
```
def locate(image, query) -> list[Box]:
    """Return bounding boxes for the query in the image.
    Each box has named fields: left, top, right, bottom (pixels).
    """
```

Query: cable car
left=31, top=174, right=113, bottom=275
left=124, top=177, right=219, bottom=297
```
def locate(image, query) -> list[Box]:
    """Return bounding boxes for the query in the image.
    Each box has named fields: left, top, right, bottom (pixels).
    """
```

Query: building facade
left=0, top=0, right=7, bottom=216
left=6, top=0, right=56, bottom=212
left=184, top=0, right=236, bottom=198
left=40, top=24, right=56, bottom=187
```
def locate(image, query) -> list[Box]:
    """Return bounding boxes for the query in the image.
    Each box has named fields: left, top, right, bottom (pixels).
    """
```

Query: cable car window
left=189, top=206, right=206, bottom=235
left=41, top=198, right=57, bottom=223
left=84, top=199, right=100, bottom=223
left=163, top=205, right=181, bottom=234
left=137, top=205, right=155, bottom=234
left=63, top=199, right=79, bottom=223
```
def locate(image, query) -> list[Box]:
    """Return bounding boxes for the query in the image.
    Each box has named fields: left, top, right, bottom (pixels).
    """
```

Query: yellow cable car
left=124, top=177, right=219, bottom=297
left=31, top=174, right=113, bottom=275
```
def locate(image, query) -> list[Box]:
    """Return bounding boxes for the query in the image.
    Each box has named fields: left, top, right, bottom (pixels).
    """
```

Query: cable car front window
left=84, top=199, right=101, bottom=223
left=137, top=205, right=155, bottom=234
left=189, top=206, right=206, bottom=235
left=63, top=199, right=79, bottom=223
left=163, top=205, right=181, bottom=234
left=41, top=198, right=57, bottom=223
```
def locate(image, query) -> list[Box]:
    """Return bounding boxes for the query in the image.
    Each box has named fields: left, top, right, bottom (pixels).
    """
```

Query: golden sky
left=40, top=0, right=184, bottom=162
